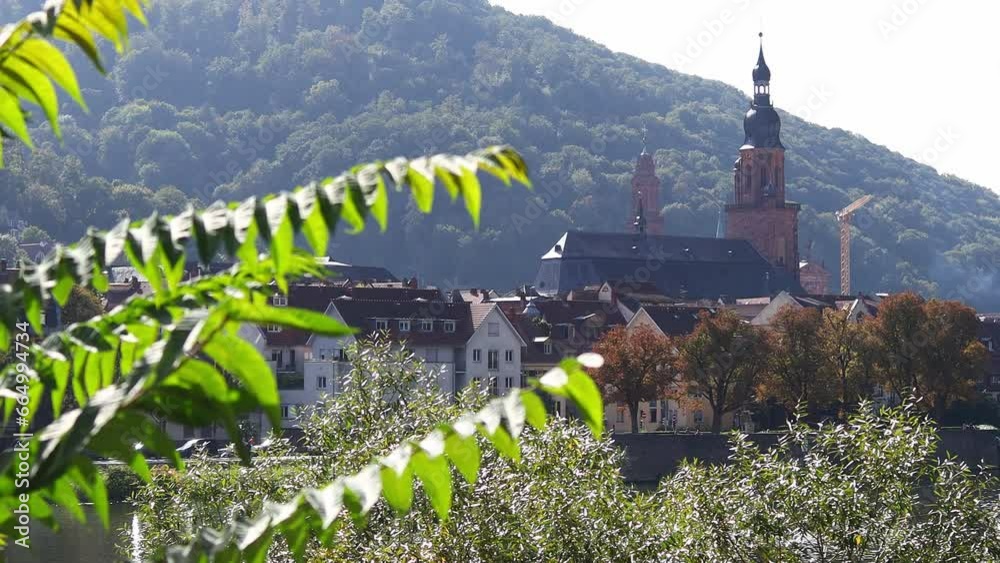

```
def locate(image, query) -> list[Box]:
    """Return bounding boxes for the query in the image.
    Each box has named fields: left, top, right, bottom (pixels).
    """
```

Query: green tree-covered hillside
left=2, top=0, right=998, bottom=307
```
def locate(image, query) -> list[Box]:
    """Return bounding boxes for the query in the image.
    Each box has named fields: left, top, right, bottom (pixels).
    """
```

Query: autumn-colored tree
left=819, top=307, right=870, bottom=415
left=764, top=306, right=836, bottom=413
left=869, top=293, right=988, bottom=418
left=593, top=325, right=676, bottom=434
left=675, top=310, right=771, bottom=433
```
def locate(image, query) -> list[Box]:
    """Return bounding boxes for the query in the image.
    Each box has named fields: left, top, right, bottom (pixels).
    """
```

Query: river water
left=5, top=504, right=134, bottom=562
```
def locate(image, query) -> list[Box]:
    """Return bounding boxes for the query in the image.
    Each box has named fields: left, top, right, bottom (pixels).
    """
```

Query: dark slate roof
left=260, top=285, right=445, bottom=346
left=332, top=300, right=473, bottom=346
left=497, top=299, right=626, bottom=365
left=535, top=231, right=800, bottom=299
left=642, top=306, right=715, bottom=337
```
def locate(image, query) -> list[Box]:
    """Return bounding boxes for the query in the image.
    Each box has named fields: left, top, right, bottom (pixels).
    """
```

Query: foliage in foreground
left=658, top=402, right=1000, bottom=562
left=134, top=343, right=1000, bottom=563
left=135, top=337, right=648, bottom=562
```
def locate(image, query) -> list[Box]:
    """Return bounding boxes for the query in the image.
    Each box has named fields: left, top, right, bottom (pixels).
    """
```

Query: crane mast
left=836, top=195, right=873, bottom=295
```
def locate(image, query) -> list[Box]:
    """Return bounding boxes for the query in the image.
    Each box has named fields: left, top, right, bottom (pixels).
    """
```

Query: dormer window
left=444, top=320, right=456, bottom=333
left=375, top=319, right=389, bottom=331
left=267, top=324, right=281, bottom=333
left=273, top=294, right=288, bottom=307
left=399, top=320, right=411, bottom=332
left=544, top=342, right=553, bottom=355
left=421, top=319, right=433, bottom=332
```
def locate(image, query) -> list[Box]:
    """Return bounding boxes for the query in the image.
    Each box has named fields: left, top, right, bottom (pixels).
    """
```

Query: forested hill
left=1, top=0, right=999, bottom=308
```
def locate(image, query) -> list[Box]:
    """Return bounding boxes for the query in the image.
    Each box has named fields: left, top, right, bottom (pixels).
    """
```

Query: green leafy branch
left=0, top=147, right=530, bottom=545
left=0, top=146, right=530, bottom=349
left=0, top=0, right=148, bottom=163
left=161, top=356, right=604, bottom=563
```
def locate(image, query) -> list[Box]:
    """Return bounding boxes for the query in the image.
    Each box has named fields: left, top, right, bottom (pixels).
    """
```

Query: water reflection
left=5, top=504, right=133, bottom=563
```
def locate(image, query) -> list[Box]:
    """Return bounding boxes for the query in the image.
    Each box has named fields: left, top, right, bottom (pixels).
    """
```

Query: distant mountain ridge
left=1, top=0, right=998, bottom=308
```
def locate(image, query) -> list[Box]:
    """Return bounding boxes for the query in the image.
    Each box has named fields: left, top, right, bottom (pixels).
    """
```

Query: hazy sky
left=490, top=0, right=1000, bottom=192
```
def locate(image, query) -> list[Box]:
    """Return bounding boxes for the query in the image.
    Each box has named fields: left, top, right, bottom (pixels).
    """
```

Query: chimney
left=408, top=277, right=418, bottom=289
left=471, top=288, right=479, bottom=297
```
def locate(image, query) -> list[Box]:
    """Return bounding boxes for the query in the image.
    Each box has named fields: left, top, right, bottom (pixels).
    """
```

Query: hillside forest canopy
left=0, top=0, right=998, bottom=308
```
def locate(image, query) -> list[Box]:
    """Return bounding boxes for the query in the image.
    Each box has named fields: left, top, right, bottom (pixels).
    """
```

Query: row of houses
left=87, top=258, right=1000, bottom=441
left=157, top=279, right=891, bottom=440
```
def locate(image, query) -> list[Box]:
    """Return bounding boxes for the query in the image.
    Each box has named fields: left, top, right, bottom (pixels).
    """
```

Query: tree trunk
left=628, top=401, right=640, bottom=434
left=711, top=405, right=723, bottom=434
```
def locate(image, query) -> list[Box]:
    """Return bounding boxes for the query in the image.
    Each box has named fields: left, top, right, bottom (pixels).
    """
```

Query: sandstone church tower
left=629, top=134, right=664, bottom=235
left=726, top=34, right=800, bottom=282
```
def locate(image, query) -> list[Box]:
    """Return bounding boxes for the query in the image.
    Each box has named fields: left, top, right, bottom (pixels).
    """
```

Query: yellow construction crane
left=836, top=195, right=873, bottom=295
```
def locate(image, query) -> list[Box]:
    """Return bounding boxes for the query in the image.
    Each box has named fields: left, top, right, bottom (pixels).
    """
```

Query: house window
left=267, top=324, right=281, bottom=333
left=520, top=374, right=528, bottom=388
left=693, top=410, right=704, bottom=427
left=488, top=350, right=499, bottom=370
left=505, top=349, right=514, bottom=363
left=544, top=342, right=553, bottom=355
left=399, top=320, right=410, bottom=332
left=649, top=401, right=658, bottom=423
left=616, top=408, right=625, bottom=424
left=472, top=377, right=482, bottom=390
left=473, top=349, right=482, bottom=363
left=444, top=321, right=456, bottom=333
left=421, top=319, right=433, bottom=332
left=554, top=401, right=562, bottom=416
left=992, top=376, right=1000, bottom=386
left=488, top=377, right=498, bottom=396
left=281, top=404, right=294, bottom=419
left=337, top=349, right=348, bottom=362
left=375, top=319, right=389, bottom=331
left=317, top=376, right=328, bottom=390
left=488, top=321, right=500, bottom=337
left=273, top=294, right=288, bottom=307
left=504, top=376, right=514, bottom=389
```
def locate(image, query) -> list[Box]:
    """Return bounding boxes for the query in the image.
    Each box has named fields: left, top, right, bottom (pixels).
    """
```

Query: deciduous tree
left=820, top=307, right=869, bottom=415
left=593, top=325, right=676, bottom=434
left=675, top=309, right=771, bottom=433
left=869, top=293, right=988, bottom=418
left=764, top=306, right=837, bottom=413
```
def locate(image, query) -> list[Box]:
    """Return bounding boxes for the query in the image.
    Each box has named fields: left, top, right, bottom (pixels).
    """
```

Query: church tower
left=726, top=34, right=800, bottom=281
left=629, top=133, right=664, bottom=235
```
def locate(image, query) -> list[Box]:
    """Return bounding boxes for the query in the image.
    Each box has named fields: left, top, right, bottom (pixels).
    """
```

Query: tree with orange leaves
left=593, top=325, right=676, bottom=434
left=869, top=292, right=988, bottom=419
left=675, top=309, right=771, bottom=433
